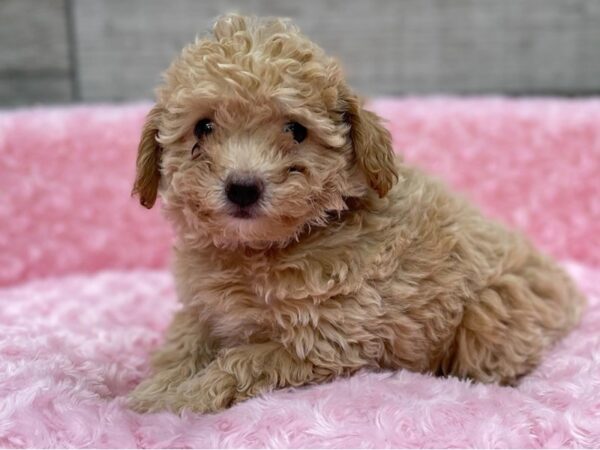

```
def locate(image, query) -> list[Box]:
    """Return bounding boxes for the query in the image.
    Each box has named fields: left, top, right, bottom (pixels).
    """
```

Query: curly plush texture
left=0, top=96, right=599, bottom=446
left=127, top=15, right=584, bottom=414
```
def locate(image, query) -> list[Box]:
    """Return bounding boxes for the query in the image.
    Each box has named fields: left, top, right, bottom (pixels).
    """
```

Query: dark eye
left=194, top=119, right=214, bottom=139
left=284, top=121, right=307, bottom=143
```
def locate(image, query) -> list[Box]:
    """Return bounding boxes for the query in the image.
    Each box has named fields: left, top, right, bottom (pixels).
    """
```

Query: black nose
left=226, top=178, right=263, bottom=207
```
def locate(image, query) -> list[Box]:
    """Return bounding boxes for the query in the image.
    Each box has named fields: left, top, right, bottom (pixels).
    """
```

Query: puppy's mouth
left=228, top=206, right=260, bottom=220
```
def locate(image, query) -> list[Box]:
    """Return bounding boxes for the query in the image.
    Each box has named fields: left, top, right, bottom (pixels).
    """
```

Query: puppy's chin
left=212, top=212, right=307, bottom=250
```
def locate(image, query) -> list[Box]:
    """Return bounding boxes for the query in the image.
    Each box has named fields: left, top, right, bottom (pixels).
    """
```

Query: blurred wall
left=2, top=0, right=600, bottom=106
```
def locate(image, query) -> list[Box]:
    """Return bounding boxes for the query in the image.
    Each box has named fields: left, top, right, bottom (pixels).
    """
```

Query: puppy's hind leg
left=444, top=259, right=584, bottom=385
left=128, top=307, right=216, bottom=413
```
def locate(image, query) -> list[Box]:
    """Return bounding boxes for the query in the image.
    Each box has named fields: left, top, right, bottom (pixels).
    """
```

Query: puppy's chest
left=184, top=238, right=383, bottom=347
left=197, top=260, right=359, bottom=347
left=196, top=269, right=281, bottom=346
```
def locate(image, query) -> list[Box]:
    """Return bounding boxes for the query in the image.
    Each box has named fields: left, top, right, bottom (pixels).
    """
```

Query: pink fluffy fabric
left=0, top=98, right=599, bottom=448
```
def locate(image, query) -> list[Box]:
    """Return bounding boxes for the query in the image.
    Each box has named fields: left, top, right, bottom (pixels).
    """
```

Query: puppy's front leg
left=164, top=341, right=318, bottom=413
left=129, top=307, right=216, bottom=412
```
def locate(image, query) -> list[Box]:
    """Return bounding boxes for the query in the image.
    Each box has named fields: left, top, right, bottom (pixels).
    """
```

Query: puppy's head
left=133, top=15, right=398, bottom=248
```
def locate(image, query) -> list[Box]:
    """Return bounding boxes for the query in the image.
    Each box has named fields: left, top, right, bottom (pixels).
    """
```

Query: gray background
left=2, top=0, right=600, bottom=106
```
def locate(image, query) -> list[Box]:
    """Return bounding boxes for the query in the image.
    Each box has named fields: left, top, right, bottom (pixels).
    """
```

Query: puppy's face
left=133, top=15, right=398, bottom=248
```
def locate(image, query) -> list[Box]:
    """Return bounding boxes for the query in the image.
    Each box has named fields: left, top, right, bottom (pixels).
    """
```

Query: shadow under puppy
left=129, top=14, right=584, bottom=414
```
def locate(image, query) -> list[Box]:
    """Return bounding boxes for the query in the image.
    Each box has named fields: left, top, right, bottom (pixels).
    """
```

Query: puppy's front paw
left=175, top=367, right=239, bottom=413
left=128, top=367, right=240, bottom=414
left=128, top=393, right=164, bottom=414
left=127, top=378, right=172, bottom=413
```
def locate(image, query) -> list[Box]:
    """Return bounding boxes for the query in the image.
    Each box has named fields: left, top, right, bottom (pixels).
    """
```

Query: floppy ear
left=343, top=91, right=398, bottom=197
left=132, top=105, right=162, bottom=208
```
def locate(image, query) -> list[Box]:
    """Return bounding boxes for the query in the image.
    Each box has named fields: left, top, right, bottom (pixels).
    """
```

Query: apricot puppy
left=129, top=15, right=584, bottom=413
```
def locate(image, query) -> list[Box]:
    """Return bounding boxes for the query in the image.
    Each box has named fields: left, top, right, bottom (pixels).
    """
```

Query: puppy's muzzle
left=225, top=175, right=264, bottom=209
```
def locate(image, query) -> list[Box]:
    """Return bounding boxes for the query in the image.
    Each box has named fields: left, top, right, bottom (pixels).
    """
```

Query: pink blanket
left=1, top=98, right=599, bottom=448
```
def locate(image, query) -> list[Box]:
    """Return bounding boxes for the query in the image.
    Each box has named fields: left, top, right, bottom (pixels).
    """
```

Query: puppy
left=129, top=14, right=584, bottom=413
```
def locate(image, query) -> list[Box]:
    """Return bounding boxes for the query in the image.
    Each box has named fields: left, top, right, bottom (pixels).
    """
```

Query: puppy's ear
left=343, top=90, right=398, bottom=197
left=132, top=105, right=162, bottom=209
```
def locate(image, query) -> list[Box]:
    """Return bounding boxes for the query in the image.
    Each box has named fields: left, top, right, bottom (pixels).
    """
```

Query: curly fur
left=129, top=15, right=585, bottom=414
